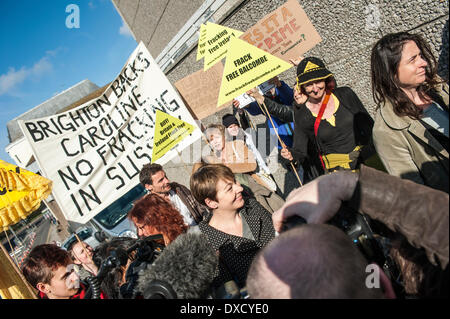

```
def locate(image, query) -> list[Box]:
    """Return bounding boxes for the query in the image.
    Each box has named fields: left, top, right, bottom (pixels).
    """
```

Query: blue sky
left=0, top=0, right=137, bottom=163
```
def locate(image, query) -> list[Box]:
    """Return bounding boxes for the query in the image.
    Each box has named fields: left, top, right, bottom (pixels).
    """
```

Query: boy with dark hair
left=21, top=244, right=105, bottom=299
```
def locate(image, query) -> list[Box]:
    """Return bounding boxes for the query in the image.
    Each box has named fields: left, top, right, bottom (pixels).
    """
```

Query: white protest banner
left=18, top=42, right=202, bottom=224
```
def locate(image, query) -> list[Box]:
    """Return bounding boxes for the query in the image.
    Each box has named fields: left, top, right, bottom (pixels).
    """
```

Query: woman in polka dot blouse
left=190, top=163, right=276, bottom=292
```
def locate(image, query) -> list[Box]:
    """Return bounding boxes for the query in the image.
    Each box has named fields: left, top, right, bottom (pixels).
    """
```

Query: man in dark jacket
left=249, top=165, right=448, bottom=298
left=139, top=163, right=208, bottom=225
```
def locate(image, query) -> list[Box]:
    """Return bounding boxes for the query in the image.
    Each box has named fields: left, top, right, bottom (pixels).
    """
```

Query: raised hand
left=280, top=147, right=293, bottom=161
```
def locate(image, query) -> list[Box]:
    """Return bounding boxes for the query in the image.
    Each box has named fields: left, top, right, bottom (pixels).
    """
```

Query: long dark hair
left=370, top=32, right=441, bottom=120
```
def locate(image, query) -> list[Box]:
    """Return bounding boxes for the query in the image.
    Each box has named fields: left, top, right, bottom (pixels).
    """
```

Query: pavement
left=45, top=222, right=68, bottom=247
left=8, top=221, right=68, bottom=268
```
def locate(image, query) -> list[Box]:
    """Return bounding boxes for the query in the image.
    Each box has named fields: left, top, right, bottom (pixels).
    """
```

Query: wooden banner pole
left=256, top=100, right=303, bottom=187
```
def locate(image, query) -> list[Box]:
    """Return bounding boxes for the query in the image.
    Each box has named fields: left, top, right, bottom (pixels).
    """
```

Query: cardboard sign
left=152, top=110, right=196, bottom=163
left=174, top=62, right=228, bottom=118
left=196, top=23, right=208, bottom=61
left=240, top=0, right=322, bottom=62
left=217, top=37, right=292, bottom=106
left=18, top=42, right=202, bottom=224
left=203, top=22, right=243, bottom=71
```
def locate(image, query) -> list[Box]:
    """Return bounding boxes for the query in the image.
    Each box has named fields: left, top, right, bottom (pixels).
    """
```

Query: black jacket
left=264, top=87, right=374, bottom=179
left=171, top=182, right=209, bottom=224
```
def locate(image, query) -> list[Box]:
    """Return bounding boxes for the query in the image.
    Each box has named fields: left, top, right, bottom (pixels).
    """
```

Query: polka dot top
left=199, top=197, right=275, bottom=289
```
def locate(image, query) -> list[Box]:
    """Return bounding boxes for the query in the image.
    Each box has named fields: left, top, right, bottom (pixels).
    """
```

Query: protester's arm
left=272, top=165, right=449, bottom=269
left=288, top=111, right=309, bottom=165
left=246, top=88, right=294, bottom=122
left=275, top=81, right=294, bottom=105
left=263, top=97, right=294, bottom=122
left=348, top=165, right=449, bottom=269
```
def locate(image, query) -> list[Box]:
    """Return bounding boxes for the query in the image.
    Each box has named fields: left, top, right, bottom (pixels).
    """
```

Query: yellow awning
left=0, top=159, right=53, bottom=299
left=0, top=159, right=52, bottom=231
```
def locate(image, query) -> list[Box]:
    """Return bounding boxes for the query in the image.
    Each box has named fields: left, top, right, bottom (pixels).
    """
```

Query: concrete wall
left=112, top=0, right=205, bottom=58
left=114, top=0, right=449, bottom=197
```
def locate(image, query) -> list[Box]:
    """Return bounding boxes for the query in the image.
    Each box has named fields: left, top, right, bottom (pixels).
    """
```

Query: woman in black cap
left=252, top=57, right=376, bottom=178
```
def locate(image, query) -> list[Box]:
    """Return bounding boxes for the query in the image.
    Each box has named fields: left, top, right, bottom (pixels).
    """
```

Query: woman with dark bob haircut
left=371, top=32, right=449, bottom=193
left=127, top=193, right=188, bottom=246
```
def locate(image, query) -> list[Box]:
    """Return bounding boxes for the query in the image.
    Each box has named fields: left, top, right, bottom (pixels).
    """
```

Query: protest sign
left=203, top=22, right=243, bottom=71
left=216, top=37, right=292, bottom=106
left=151, top=110, right=196, bottom=163
left=240, top=0, right=322, bottom=62
left=18, top=42, right=202, bottom=224
left=174, top=62, right=228, bottom=118
left=196, top=23, right=208, bottom=61
left=235, top=92, right=256, bottom=108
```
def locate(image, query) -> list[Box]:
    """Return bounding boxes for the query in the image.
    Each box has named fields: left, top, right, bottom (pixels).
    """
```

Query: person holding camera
left=21, top=244, right=107, bottom=299
left=249, top=165, right=448, bottom=298
left=247, top=223, right=395, bottom=299
left=67, top=240, right=98, bottom=282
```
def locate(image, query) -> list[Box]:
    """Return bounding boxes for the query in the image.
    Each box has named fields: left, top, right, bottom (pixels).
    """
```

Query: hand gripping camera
left=85, top=234, right=165, bottom=299
left=281, top=204, right=404, bottom=297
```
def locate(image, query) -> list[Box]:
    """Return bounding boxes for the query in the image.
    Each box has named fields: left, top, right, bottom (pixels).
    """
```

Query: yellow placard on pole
left=151, top=110, right=196, bottom=163
left=196, top=23, right=208, bottom=61
left=216, top=37, right=293, bottom=106
left=203, top=23, right=243, bottom=71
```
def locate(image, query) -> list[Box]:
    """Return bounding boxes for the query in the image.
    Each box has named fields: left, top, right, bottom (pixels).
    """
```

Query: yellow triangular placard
left=196, top=23, right=208, bottom=61
left=151, top=110, right=195, bottom=163
left=217, top=37, right=293, bottom=106
left=203, top=23, right=243, bottom=71
left=304, top=61, right=320, bottom=72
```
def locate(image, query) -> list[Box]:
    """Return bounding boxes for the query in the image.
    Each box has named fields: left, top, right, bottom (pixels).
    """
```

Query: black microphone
left=136, top=232, right=218, bottom=299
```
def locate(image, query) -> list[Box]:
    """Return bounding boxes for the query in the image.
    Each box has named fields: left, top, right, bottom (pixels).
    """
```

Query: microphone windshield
left=137, top=232, right=218, bottom=299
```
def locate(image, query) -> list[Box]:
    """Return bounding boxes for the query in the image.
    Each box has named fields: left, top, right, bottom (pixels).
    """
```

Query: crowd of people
left=20, top=31, right=448, bottom=299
